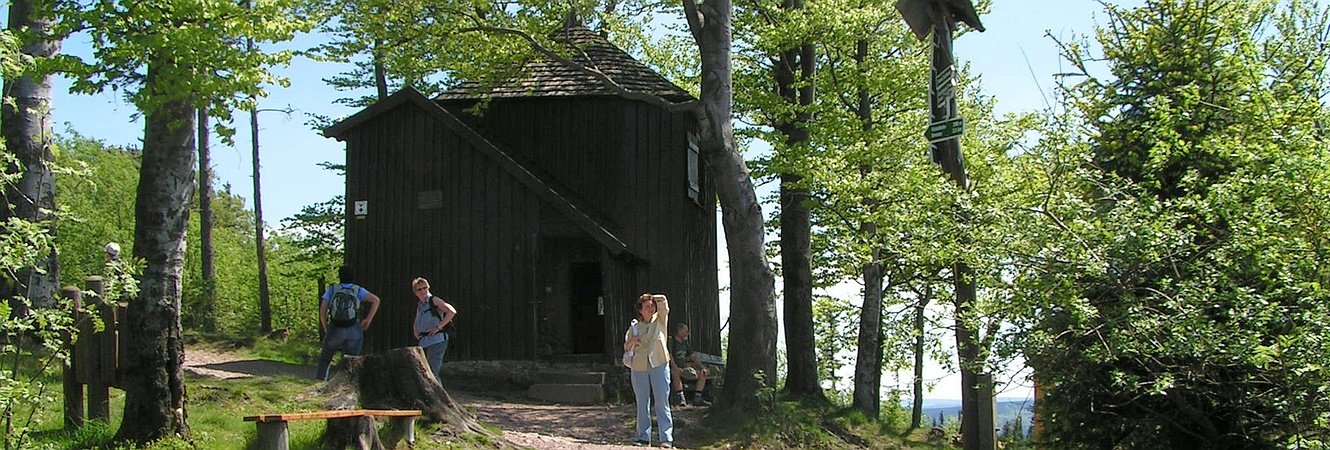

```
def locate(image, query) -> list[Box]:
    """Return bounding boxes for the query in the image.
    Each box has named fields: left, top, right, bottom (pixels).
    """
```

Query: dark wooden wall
left=450, top=97, right=721, bottom=355
left=342, top=95, right=719, bottom=360
left=344, top=104, right=541, bottom=359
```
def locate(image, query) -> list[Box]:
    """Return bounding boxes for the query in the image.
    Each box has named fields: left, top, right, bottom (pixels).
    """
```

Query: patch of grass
left=685, top=395, right=955, bottom=449
left=21, top=335, right=498, bottom=449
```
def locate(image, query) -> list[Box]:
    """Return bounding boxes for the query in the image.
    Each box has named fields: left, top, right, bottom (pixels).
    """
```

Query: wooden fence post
left=62, top=286, right=84, bottom=429
left=83, top=276, right=110, bottom=421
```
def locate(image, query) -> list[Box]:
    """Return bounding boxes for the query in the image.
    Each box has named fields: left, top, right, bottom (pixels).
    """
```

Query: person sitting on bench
left=668, top=322, right=710, bottom=407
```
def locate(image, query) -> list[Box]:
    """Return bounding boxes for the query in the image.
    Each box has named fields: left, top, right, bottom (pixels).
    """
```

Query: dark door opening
left=569, top=262, right=605, bottom=354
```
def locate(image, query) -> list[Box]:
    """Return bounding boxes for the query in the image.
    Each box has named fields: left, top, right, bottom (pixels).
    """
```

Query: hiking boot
left=690, top=392, right=711, bottom=407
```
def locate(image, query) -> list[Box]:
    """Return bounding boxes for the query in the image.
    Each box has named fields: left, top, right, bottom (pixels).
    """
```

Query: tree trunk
left=780, top=173, right=820, bottom=396
left=114, top=56, right=194, bottom=444
left=928, top=18, right=990, bottom=450
left=685, top=0, right=779, bottom=412
left=852, top=255, right=883, bottom=417
left=372, top=40, right=388, bottom=100
left=1, top=0, right=61, bottom=312
left=910, top=289, right=930, bottom=430
left=850, top=38, right=883, bottom=417
left=198, top=108, right=216, bottom=333
left=245, top=31, right=273, bottom=334
left=250, top=100, right=272, bottom=333
left=775, top=0, right=821, bottom=398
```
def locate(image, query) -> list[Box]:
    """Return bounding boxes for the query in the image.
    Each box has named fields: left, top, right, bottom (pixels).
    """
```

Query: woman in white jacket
left=624, top=293, right=673, bottom=447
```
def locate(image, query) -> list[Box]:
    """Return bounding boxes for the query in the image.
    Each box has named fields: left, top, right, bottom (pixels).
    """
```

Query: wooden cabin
left=323, top=24, right=720, bottom=362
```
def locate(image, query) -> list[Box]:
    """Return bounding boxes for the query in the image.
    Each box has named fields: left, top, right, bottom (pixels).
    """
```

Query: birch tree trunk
left=1, top=0, right=61, bottom=312
left=114, top=55, right=194, bottom=444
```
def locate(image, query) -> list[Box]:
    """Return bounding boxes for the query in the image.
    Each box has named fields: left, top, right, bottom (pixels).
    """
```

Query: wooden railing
left=60, top=276, right=126, bottom=429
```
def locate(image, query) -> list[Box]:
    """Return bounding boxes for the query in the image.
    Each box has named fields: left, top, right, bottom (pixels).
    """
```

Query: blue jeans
left=630, top=363, right=672, bottom=444
left=422, top=337, right=449, bottom=382
left=316, top=325, right=363, bottom=380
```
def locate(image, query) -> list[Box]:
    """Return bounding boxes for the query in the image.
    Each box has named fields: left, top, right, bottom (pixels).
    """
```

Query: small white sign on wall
left=354, top=200, right=368, bottom=217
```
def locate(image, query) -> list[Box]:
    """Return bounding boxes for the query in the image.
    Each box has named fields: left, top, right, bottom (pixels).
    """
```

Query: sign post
left=895, top=1, right=992, bottom=449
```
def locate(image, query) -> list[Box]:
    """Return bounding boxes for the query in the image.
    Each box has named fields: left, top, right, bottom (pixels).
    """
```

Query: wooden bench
left=243, top=409, right=423, bottom=450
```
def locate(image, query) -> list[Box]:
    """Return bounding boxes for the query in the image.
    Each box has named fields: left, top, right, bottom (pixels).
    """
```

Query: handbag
left=622, top=320, right=639, bottom=368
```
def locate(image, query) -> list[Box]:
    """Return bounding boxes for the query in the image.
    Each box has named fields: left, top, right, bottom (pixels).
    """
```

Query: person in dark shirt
left=668, top=322, right=710, bottom=407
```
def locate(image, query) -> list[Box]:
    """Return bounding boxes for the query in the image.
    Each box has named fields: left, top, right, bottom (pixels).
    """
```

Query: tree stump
left=323, top=347, right=499, bottom=448
left=322, top=416, right=382, bottom=450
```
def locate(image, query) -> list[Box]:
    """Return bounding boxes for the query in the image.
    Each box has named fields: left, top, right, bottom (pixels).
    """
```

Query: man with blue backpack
left=316, top=265, right=381, bottom=380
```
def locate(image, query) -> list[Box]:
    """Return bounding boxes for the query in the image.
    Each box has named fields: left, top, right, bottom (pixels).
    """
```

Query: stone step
left=541, top=372, right=607, bottom=385
left=528, top=383, right=604, bottom=405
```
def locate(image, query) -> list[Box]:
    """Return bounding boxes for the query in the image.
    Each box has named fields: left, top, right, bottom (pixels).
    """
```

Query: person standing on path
left=316, top=265, right=381, bottom=380
left=624, top=293, right=673, bottom=448
left=412, top=277, right=457, bottom=382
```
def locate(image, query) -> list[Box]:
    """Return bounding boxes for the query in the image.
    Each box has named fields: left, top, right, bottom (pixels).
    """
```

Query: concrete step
left=528, top=383, right=604, bottom=405
left=541, top=372, right=607, bottom=385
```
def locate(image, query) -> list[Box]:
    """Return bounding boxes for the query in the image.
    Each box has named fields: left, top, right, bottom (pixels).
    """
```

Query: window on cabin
left=687, top=132, right=700, bottom=204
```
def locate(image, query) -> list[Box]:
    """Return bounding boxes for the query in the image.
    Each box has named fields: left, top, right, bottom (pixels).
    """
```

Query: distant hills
left=909, top=398, right=1035, bottom=436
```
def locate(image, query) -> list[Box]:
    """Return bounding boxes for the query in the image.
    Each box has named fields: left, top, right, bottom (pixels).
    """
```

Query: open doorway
left=568, top=262, right=605, bottom=354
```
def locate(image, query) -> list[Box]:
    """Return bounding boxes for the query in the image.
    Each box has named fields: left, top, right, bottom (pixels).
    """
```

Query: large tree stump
left=322, top=347, right=498, bottom=448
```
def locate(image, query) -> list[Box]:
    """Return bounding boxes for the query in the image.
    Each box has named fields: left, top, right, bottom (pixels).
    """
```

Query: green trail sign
left=926, top=117, right=965, bottom=143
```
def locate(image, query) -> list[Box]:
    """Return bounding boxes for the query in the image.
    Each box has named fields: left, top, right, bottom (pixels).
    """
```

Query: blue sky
left=44, top=0, right=1134, bottom=399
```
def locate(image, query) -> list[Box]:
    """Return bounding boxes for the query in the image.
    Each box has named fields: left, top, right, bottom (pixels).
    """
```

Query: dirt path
left=183, top=348, right=703, bottom=449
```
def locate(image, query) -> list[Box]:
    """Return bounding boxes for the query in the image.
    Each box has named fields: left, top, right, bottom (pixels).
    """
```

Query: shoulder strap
left=428, top=295, right=448, bottom=320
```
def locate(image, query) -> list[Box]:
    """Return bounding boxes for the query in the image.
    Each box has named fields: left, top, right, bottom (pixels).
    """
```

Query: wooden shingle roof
left=434, top=25, right=692, bottom=101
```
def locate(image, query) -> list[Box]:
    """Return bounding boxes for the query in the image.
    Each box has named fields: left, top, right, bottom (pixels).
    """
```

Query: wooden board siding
left=345, top=104, right=541, bottom=359
left=338, top=92, right=719, bottom=360
left=456, top=98, right=625, bottom=227
left=618, top=101, right=721, bottom=355
left=446, top=96, right=719, bottom=355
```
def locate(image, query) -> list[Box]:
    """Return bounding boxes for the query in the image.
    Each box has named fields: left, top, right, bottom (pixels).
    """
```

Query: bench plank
left=244, top=409, right=422, bottom=423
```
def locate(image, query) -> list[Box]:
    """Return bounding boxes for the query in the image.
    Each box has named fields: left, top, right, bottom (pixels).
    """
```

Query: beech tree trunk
left=114, top=56, right=194, bottom=444
left=684, top=0, right=779, bottom=411
left=852, top=255, right=884, bottom=417
left=850, top=38, right=884, bottom=417
left=774, top=0, right=821, bottom=398
left=1, top=0, right=61, bottom=312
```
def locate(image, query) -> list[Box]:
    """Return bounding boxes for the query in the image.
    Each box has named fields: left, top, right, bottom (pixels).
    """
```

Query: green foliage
left=51, top=131, right=138, bottom=289
left=812, top=295, right=857, bottom=395
left=275, top=187, right=345, bottom=289
left=1016, top=0, right=1330, bottom=446
left=53, top=131, right=326, bottom=343
left=57, top=0, right=317, bottom=137
left=0, top=30, right=77, bottom=450
left=0, top=305, right=80, bottom=450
